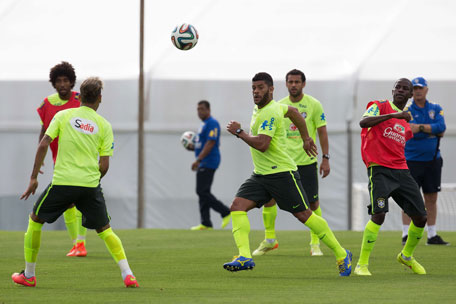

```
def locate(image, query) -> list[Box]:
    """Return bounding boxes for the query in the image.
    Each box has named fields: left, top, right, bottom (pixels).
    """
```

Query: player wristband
left=322, top=154, right=330, bottom=160
left=235, top=128, right=244, bottom=138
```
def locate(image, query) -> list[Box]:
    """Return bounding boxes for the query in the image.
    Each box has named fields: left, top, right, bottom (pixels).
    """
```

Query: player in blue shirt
left=187, top=100, right=231, bottom=230
left=401, top=77, right=448, bottom=245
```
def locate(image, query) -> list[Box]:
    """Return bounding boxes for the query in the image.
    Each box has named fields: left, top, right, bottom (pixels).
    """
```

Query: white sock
left=427, top=225, right=437, bottom=238
left=25, top=262, right=36, bottom=278
left=402, top=225, right=409, bottom=237
left=118, top=259, right=133, bottom=280
left=77, top=235, right=86, bottom=242
left=265, top=238, right=276, bottom=244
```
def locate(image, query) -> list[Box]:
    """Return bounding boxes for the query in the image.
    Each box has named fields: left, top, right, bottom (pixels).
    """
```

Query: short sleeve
left=256, top=104, right=285, bottom=137
left=313, top=102, right=327, bottom=128
left=45, top=111, right=62, bottom=140
left=99, top=121, right=114, bottom=156
left=206, top=120, right=219, bottom=141
left=363, top=103, right=380, bottom=117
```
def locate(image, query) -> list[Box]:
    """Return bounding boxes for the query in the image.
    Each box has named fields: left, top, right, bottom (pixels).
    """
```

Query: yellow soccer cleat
left=221, top=214, right=231, bottom=229
left=310, top=244, right=323, bottom=256
left=252, top=240, right=279, bottom=256
left=354, top=264, right=372, bottom=276
left=397, top=253, right=426, bottom=274
left=190, top=224, right=213, bottom=231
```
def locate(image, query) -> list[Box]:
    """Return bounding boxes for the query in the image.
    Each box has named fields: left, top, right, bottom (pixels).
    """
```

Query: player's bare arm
left=21, top=135, right=52, bottom=200
left=99, top=156, right=110, bottom=179
left=285, top=106, right=317, bottom=157
left=191, top=140, right=215, bottom=171
left=317, top=126, right=330, bottom=178
left=360, top=111, right=411, bottom=128
left=38, top=125, right=47, bottom=174
left=226, top=120, right=271, bottom=152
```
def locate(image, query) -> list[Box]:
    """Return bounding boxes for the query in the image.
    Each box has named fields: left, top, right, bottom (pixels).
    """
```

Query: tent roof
left=2, top=0, right=455, bottom=81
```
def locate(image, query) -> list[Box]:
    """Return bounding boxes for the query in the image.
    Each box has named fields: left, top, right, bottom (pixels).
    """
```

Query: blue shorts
left=407, top=158, right=443, bottom=193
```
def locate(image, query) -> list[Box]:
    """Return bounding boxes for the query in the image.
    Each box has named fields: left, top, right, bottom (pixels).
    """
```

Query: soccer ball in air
left=181, top=131, right=196, bottom=150
left=171, top=23, right=199, bottom=50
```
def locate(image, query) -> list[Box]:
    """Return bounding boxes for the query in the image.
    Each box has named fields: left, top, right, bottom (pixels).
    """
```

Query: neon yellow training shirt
left=39, top=93, right=73, bottom=125
left=363, top=100, right=401, bottom=117
left=279, top=94, right=326, bottom=166
left=249, top=100, right=297, bottom=175
left=45, top=106, right=114, bottom=187
left=47, top=93, right=71, bottom=106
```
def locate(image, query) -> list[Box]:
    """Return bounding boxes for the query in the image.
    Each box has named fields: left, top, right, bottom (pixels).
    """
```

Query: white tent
left=1, top=0, right=455, bottom=231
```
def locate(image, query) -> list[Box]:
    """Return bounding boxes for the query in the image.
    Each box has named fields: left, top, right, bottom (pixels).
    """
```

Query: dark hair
left=395, top=78, right=413, bottom=93
left=198, top=100, right=210, bottom=109
left=80, top=77, right=103, bottom=104
left=49, top=61, right=76, bottom=88
left=286, top=69, right=306, bottom=82
left=252, top=72, right=273, bottom=86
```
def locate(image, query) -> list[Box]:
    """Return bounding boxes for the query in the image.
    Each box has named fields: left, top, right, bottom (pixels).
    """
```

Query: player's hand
left=395, top=111, right=412, bottom=122
left=191, top=160, right=200, bottom=171
left=187, top=143, right=195, bottom=151
left=409, top=123, right=420, bottom=134
left=20, top=178, right=38, bottom=200
left=319, top=159, right=330, bottom=178
left=226, top=120, right=241, bottom=136
left=303, top=137, right=318, bottom=157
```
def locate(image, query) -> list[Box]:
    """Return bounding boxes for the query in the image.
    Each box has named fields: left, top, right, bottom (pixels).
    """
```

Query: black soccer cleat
left=402, top=235, right=408, bottom=246
left=426, top=235, right=450, bottom=245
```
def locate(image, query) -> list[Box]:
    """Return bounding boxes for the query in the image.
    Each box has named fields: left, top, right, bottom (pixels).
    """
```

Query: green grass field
left=1, top=229, right=455, bottom=304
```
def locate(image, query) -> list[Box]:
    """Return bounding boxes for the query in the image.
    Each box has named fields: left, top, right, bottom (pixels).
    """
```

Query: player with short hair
left=252, top=69, right=330, bottom=257
left=401, top=77, right=448, bottom=246
left=37, top=61, right=87, bottom=256
left=187, top=100, right=231, bottom=230
left=12, top=77, right=139, bottom=288
left=224, top=72, right=352, bottom=276
left=354, top=78, right=427, bottom=276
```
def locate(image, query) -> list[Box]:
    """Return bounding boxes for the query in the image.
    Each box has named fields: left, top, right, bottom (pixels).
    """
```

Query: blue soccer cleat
left=337, top=249, right=352, bottom=276
left=223, top=256, right=255, bottom=272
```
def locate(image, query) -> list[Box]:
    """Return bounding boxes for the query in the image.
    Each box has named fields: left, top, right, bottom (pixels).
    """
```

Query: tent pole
left=347, top=120, right=353, bottom=230
left=137, top=0, right=145, bottom=228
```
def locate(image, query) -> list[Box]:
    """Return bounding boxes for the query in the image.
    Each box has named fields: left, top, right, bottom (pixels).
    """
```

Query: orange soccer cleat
left=12, top=271, right=36, bottom=287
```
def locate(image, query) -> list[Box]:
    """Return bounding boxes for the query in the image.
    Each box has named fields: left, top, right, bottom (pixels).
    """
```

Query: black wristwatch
left=322, top=154, right=330, bottom=160
left=419, top=125, right=424, bottom=132
left=235, top=128, right=244, bottom=138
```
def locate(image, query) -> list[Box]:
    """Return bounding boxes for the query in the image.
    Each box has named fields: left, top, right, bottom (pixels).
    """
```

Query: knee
left=412, top=216, right=427, bottom=228
left=230, top=198, right=249, bottom=212
left=371, top=213, right=386, bottom=225
left=310, top=201, right=319, bottom=211
left=30, top=213, right=45, bottom=224
left=264, top=199, right=276, bottom=208
left=293, top=208, right=313, bottom=223
left=230, top=199, right=242, bottom=212
left=96, top=224, right=111, bottom=234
